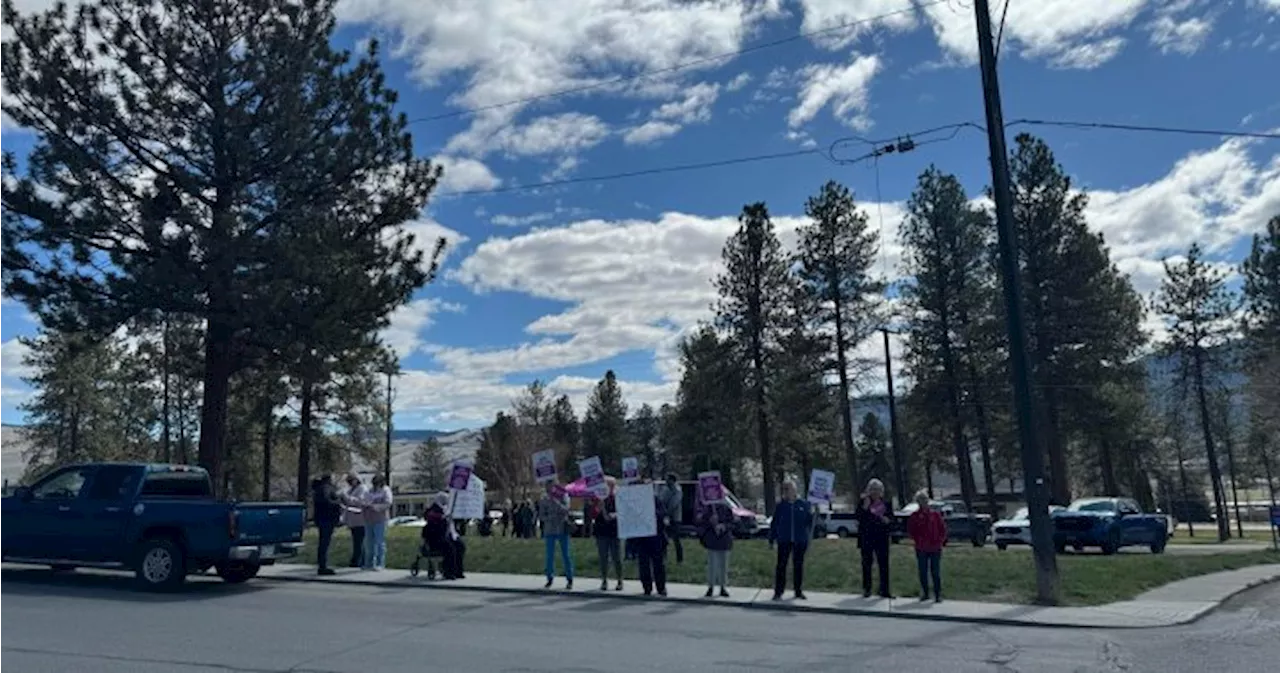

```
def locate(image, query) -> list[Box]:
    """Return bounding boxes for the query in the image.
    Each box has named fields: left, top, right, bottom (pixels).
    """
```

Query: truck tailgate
left=232, top=502, right=306, bottom=546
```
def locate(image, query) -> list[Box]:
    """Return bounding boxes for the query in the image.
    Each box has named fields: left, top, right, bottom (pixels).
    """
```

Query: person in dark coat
left=768, top=481, right=813, bottom=600
left=636, top=481, right=668, bottom=597
left=593, top=477, right=623, bottom=591
left=854, top=478, right=894, bottom=598
left=311, top=475, right=342, bottom=576
left=422, top=494, right=463, bottom=580
left=699, top=499, right=734, bottom=598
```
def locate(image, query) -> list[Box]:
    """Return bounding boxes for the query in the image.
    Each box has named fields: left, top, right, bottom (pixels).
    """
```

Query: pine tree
left=1, top=0, right=440, bottom=493
left=856, top=413, right=892, bottom=495
left=18, top=329, right=156, bottom=478
left=1240, top=216, right=1279, bottom=482
left=668, top=327, right=747, bottom=490
left=1155, top=243, right=1238, bottom=541
left=795, top=181, right=883, bottom=495
left=629, top=403, right=660, bottom=479
left=582, top=370, right=630, bottom=471
left=716, top=203, right=791, bottom=511
left=772, top=279, right=841, bottom=486
left=1006, top=134, right=1146, bottom=504
left=549, top=394, right=581, bottom=468
left=899, top=167, right=993, bottom=511
left=411, top=438, right=449, bottom=491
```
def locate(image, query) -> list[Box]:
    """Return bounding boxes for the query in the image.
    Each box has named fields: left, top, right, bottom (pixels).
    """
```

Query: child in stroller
left=411, top=493, right=465, bottom=580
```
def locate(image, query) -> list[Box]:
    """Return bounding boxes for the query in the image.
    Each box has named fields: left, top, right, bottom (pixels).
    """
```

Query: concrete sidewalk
left=257, top=562, right=1280, bottom=629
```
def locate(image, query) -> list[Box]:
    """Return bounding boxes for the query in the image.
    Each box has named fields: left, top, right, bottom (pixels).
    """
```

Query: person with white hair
left=340, top=473, right=368, bottom=568
left=854, top=478, right=894, bottom=598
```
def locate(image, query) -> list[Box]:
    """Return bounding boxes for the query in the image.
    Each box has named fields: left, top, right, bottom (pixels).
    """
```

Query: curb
left=255, top=570, right=1279, bottom=629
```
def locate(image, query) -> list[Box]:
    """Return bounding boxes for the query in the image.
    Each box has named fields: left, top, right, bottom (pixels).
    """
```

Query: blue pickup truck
left=2, top=462, right=306, bottom=589
left=1052, top=497, right=1171, bottom=555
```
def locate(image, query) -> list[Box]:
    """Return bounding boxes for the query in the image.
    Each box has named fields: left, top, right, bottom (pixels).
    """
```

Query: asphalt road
left=2, top=567, right=1278, bottom=673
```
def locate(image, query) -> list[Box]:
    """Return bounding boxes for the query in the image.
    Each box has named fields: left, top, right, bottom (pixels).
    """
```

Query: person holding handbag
left=699, top=498, right=734, bottom=598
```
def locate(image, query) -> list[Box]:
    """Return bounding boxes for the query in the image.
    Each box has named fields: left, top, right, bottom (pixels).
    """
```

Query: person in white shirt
left=361, top=474, right=394, bottom=570
left=341, top=473, right=368, bottom=568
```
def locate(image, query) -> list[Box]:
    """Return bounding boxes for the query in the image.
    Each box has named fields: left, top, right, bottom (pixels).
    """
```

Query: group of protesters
left=311, top=471, right=948, bottom=603
left=769, top=478, right=946, bottom=603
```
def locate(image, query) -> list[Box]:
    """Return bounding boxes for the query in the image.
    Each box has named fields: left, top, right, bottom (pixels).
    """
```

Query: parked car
left=1052, top=497, right=1171, bottom=555
left=993, top=505, right=1065, bottom=550
left=1, top=463, right=306, bottom=590
left=891, top=500, right=992, bottom=547
left=389, top=515, right=426, bottom=528
left=814, top=511, right=859, bottom=538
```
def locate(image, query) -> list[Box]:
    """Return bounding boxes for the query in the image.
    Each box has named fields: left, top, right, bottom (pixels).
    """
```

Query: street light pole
left=881, top=328, right=908, bottom=509
left=972, top=0, right=1059, bottom=604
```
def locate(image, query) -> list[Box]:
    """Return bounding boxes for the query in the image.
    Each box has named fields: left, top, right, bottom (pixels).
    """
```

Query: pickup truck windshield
left=141, top=471, right=213, bottom=497
left=1069, top=500, right=1116, bottom=512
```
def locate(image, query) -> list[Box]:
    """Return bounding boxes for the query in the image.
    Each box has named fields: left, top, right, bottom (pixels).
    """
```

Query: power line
left=436, top=117, right=1278, bottom=198
left=407, top=0, right=950, bottom=125
left=436, top=148, right=824, bottom=198
left=1006, top=119, right=1280, bottom=141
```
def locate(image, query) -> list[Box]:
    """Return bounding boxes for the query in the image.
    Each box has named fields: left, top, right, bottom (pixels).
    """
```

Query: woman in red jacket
left=906, top=490, right=947, bottom=602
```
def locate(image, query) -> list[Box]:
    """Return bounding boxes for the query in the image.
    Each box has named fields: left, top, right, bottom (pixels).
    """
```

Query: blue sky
left=2, top=0, right=1279, bottom=430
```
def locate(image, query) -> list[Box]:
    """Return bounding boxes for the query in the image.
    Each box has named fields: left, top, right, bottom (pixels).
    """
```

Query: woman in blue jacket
left=768, top=481, right=813, bottom=600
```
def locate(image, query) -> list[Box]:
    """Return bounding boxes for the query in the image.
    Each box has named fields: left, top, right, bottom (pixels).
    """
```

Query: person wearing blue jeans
left=361, top=474, right=393, bottom=570
left=537, top=482, right=574, bottom=589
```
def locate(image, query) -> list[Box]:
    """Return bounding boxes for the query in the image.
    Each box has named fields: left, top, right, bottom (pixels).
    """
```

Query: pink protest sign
left=448, top=462, right=473, bottom=491
left=697, top=471, right=725, bottom=503
left=621, top=457, right=639, bottom=483
left=549, top=483, right=568, bottom=501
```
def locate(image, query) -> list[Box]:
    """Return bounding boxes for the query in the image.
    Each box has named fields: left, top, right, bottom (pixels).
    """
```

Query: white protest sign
left=449, top=474, right=486, bottom=520
left=621, top=456, right=639, bottom=483
left=578, top=455, right=609, bottom=498
left=616, top=483, right=657, bottom=540
left=532, top=449, right=557, bottom=484
left=808, top=469, right=835, bottom=504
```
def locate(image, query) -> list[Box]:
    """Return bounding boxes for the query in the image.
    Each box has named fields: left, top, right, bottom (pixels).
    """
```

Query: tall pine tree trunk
left=971, top=385, right=999, bottom=514
left=161, top=316, right=172, bottom=463
left=1099, top=440, right=1120, bottom=496
left=833, top=299, right=860, bottom=493
left=261, top=405, right=274, bottom=502
left=1222, top=418, right=1243, bottom=538
left=940, top=339, right=975, bottom=509
left=296, top=379, right=316, bottom=502
left=198, top=316, right=234, bottom=496
left=1043, top=387, right=1071, bottom=505
left=1192, top=349, right=1230, bottom=541
left=1176, top=437, right=1195, bottom=537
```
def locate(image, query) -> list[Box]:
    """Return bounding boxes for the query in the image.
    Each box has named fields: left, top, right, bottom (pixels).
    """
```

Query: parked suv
left=815, top=511, right=859, bottom=538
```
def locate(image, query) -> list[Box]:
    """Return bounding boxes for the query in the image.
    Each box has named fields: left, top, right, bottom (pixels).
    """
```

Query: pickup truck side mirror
left=13, top=486, right=32, bottom=501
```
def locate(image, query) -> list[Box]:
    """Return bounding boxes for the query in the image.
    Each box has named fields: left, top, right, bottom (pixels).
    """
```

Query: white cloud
left=796, top=0, right=921, bottom=51
left=919, top=0, right=1147, bottom=69
left=623, top=120, right=683, bottom=146
left=725, top=72, right=753, bottom=92
left=382, top=298, right=464, bottom=358
left=624, top=82, right=722, bottom=146
left=1, top=339, right=34, bottom=380
left=787, top=53, right=881, bottom=130
left=444, top=112, right=611, bottom=159
left=1147, top=15, right=1214, bottom=55
left=433, top=155, right=501, bottom=193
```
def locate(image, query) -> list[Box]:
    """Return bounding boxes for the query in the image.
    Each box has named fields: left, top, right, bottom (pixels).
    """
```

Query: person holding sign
left=699, top=499, right=734, bottom=598
left=593, top=477, right=623, bottom=591
left=768, top=481, right=813, bottom=601
left=854, top=478, right=894, bottom=598
left=537, top=481, right=575, bottom=590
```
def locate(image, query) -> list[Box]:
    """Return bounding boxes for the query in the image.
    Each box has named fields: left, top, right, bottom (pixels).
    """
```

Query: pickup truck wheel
left=1150, top=540, right=1167, bottom=554
left=971, top=535, right=986, bottom=548
left=996, top=542, right=1008, bottom=551
left=136, top=538, right=186, bottom=591
left=216, top=562, right=260, bottom=584
left=1100, top=529, right=1121, bottom=556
